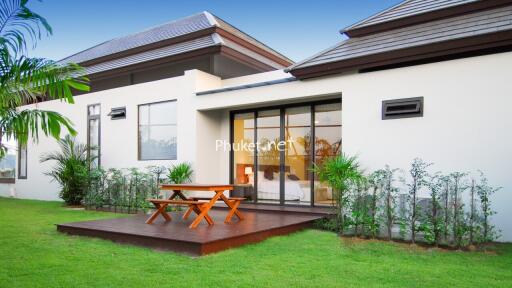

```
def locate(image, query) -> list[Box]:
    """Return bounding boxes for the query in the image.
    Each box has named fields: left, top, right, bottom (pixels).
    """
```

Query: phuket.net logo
left=215, top=139, right=295, bottom=152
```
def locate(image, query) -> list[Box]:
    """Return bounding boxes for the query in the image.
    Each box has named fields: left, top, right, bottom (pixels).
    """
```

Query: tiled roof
left=84, top=35, right=219, bottom=75
left=59, top=11, right=292, bottom=66
left=288, top=5, right=512, bottom=71
left=343, top=0, right=479, bottom=33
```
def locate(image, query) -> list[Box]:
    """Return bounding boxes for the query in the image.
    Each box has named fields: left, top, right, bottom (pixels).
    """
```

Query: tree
left=405, top=158, right=432, bottom=244
left=379, top=166, right=400, bottom=241
left=440, top=175, right=452, bottom=242
left=450, top=172, right=468, bottom=248
left=476, top=172, right=500, bottom=243
left=0, top=0, right=89, bottom=157
left=312, top=154, right=364, bottom=234
left=426, top=173, right=444, bottom=246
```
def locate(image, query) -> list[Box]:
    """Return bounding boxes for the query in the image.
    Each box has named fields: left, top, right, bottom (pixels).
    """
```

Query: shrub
left=85, top=167, right=161, bottom=212
left=167, top=162, right=193, bottom=184
left=312, top=154, right=364, bottom=234
left=40, top=135, right=95, bottom=206
left=314, top=157, right=501, bottom=248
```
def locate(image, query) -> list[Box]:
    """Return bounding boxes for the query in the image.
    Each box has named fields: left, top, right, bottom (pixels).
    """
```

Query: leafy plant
left=405, top=158, right=432, bottom=244
left=440, top=175, right=452, bottom=242
left=85, top=167, right=160, bottom=213
left=425, top=173, right=444, bottom=246
left=366, top=171, right=386, bottom=239
left=476, top=172, right=501, bottom=243
left=167, top=162, right=193, bottom=184
left=312, top=154, right=364, bottom=234
left=350, top=178, right=370, bottom=237
left=379, top=166, right=400, bottom=241
left=40, top=135, right=95, bottom=205
left=450, top=172, right=468, bottom=248
left=0, top=0, right=89, bottom=158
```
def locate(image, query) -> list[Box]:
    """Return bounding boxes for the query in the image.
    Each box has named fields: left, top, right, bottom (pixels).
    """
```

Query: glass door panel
left=256, top=110, right=281, bottom=204
left=233, top=113, right=255, bottom=201
left=284, top=106, right=311, bottom=205
left=314, top=103, right=342, bottom=206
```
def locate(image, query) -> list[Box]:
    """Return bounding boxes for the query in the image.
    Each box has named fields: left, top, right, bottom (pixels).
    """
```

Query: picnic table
left=145, top=184, right=244, bottom=228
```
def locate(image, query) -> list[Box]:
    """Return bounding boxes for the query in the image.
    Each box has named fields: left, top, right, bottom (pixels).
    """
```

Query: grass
left=1, top=197, right=511, bottom=288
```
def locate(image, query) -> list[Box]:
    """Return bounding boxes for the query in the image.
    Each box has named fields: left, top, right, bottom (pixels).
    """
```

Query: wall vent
left=382, top=97, right=423, bottom=120
left=108, top=107, right=126, bottom=120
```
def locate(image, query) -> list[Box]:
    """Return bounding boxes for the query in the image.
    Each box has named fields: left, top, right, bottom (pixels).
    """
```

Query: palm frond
left=0, top=0, right=51, bottom=54
left=0, top=49, right=89, bottom=107
left=0, top=109, right=76, bottom=145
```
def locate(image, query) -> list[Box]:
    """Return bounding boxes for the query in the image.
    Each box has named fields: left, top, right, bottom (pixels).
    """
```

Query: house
left=1, top=1, right=512, bottom=240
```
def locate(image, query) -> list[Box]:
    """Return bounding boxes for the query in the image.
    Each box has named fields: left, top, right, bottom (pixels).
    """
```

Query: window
left=138, top=100, right=177, bottom=160
left=382, top=97, right=423, bottom=120
left=0, top=139, right=16, bottom=183
left=88, top=104, right=101, bottom=168
left=18, top=143, right=27, bottom=179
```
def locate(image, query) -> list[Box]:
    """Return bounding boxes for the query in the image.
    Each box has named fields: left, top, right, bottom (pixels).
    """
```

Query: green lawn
left=1, top=197, right=511, bottom=288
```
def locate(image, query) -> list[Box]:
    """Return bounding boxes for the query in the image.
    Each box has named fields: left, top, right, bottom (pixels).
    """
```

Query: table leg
left=145, top=202, right=172, bottom=224
left=169, top=190, right=188, bottom=200
left=224, top=200, right=242, bottom=223
left=189, top=191, right=223, bottom=229
left=182, top=206, right=193, bottom=220
left=220, top=194, right=244, bottom=221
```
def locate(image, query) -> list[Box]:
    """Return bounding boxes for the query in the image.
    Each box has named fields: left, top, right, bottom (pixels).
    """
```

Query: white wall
left=3, top=50, right=511, bottom=241
left=196, top=52, right=512, bottom=241
left=1, top=70, right=215, bottom=200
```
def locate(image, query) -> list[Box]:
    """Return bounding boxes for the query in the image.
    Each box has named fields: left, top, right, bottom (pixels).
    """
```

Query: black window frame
left=17, top=142, right=27, bottom=180
left=87, top=103, right=101, bottom=168
left=137, top=99, right=178, bottom=161
left=229, top=97, right=342, bottom=207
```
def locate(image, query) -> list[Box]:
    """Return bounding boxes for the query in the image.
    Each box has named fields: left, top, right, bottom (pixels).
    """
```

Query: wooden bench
left=145, top=199, right=214, bottom=227
left=183, top=197, right=245, bottom=223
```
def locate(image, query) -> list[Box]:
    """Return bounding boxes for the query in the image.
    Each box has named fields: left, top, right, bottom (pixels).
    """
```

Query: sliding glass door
left=230, top=99, right=341, bottom=206
left=232, top=113, right=255, bottom=200
left=313, top=103, right=342, bottom=205
left=256, top=110, right=281, bottom=204
left=284, top=106, right=311, bottom=205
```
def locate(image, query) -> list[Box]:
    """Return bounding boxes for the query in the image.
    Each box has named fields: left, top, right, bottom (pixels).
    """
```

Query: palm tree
left=312, top=154, right=365, bottom=234
left=0, top=0, right=89, bottom=158
left=40, top=135, right=96, bottom=205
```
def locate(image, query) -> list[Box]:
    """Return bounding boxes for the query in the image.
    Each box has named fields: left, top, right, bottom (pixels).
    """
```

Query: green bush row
left=314, top=155, right=500, bottom=247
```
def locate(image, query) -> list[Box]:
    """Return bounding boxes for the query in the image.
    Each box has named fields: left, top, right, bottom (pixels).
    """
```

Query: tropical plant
left=167, top=162, right=193, bottom=184
left=39, top=135, right=95, bottom=205
left=0, top=0, right=89, bottom=158
left=312, top=154, right=364, bottom=234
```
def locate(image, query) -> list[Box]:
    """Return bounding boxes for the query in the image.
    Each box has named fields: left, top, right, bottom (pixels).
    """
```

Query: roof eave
left=290, top=30, right=512, bottom=79
left=343, top=0, right=512, bottom=38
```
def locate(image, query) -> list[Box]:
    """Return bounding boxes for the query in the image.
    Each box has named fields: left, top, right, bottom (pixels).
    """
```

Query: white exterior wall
left=2, top=51, right=511, bottom=240
left=195, top=52, right=512, bottom=241
left=2, top=70, right=220, bottom=200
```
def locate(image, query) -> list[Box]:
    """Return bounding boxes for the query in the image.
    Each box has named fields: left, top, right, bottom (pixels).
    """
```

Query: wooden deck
left=57, top=208, right=325, bottom=255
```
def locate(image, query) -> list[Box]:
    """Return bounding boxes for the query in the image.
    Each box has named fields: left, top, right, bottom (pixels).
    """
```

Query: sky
left=27, top=0, right=401, bottom=62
